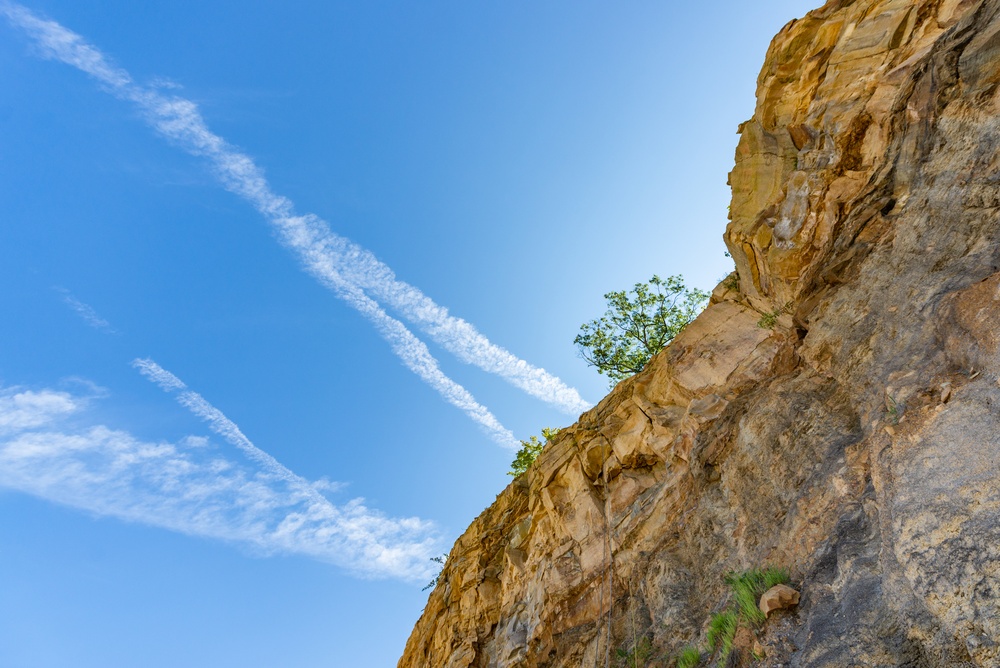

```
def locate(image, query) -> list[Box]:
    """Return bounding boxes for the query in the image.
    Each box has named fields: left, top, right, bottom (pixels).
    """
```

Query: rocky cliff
left=399, top=1, right=1000, bottom=665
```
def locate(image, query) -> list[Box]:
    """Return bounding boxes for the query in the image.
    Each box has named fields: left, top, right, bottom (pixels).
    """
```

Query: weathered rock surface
left=400, top=1, right=1000, bottom=665
left=760, top=584, right=801, bottom=618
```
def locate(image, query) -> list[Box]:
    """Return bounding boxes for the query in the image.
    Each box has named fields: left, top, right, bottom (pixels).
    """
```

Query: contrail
left=133, top=358, right=307, bottom=484
left=131, top=358, right=446, bottom=577
left=54, top=287, right=117, bottom=333
left=0, top=381, right=442, bottom=580
left=1, top=2, right=592, bottom=418
left=2, top=3, right=516, bottom=447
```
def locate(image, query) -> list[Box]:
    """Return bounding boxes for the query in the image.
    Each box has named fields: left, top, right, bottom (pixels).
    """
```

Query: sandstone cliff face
left=400, top=1, right=1000, bottom=665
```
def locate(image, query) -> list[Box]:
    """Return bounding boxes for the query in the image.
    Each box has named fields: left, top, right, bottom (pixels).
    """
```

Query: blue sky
left=0, top=1, right=815, bottom=665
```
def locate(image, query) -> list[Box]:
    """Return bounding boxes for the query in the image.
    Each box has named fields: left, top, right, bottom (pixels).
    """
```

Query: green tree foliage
left=575, top=275, right=709, bottom=385
left=508, top=427, right=559, bottom=477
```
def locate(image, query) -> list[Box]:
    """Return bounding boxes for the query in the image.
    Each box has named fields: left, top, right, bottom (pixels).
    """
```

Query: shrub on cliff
left=575, top=275, right=709, bottom=385
left=508, top=428, right=559, bottom=477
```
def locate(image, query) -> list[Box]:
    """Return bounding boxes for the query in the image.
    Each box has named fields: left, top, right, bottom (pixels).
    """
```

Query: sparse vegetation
left=885, top=395, right=901, bottom=425
left=421, top=554, right=447, bottom=591
left=757, top=311, right=778, bottom=328
left=756, top=302, right=793, bottom=329
left=676, top=646, right=702, bottom=668
left=507, top=427, right=559, bottom=477
left=575, top=275, right=709, bottom=386
left=705, top=610, right=739, bottom=665
left=672, top=567, right=791, bottom=667
left=616, top=636, right=655, bottom=668
left=725, top=567, right=790, bottom=626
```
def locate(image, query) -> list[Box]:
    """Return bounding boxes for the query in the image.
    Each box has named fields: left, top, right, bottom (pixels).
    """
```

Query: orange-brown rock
left=759, top=584, right=800, bottom=617
left=400, top=1, right=1000, bottom=666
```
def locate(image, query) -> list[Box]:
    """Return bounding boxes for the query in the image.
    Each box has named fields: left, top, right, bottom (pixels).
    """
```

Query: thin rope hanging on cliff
left=601, top=435, right=614, bottom=668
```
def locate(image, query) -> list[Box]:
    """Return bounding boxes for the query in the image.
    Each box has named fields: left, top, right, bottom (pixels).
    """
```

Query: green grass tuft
left=761, top=567, right=790, bottom=590
left=686, top=567, right=792, bottom=667
left=705, top=610, right=738, bottom=664
left=676, top=645, right=702, bottom=668
left=724, top=567, right=790, bottom=627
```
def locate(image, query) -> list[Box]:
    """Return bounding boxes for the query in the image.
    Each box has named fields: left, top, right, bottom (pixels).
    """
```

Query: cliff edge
left=400, top=0, right=1000, bottom=665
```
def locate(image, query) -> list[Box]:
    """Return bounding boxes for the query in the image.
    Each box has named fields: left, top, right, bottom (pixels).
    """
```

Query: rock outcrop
left=759, top=585, right=801, bottom=619
left=400, top=0, right=1000, bottom=665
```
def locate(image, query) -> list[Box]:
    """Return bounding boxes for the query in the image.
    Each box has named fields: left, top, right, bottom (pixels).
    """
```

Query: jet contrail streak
left=2, top=2, right=526, bottom=447
left=1, top=2, right=592, bottom=418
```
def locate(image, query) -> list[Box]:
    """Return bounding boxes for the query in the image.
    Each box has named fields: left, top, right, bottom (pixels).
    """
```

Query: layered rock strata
left=400, top=0, right=1000, bottom=665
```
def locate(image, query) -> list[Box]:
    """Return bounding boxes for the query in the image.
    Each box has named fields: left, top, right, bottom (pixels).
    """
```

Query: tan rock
left=731, top=626, right=757, bottom=666
left=759, top=584, right=801, bottom=617
left=400, top=1, right=1000, bottom=666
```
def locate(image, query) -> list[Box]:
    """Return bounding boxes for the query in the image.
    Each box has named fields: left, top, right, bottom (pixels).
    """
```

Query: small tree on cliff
left=508, top=428, right=559, bottom=477
left=575, top=275, right=708, bottom=385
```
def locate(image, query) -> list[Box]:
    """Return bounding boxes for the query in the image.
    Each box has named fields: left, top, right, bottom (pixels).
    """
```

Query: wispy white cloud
left=0, top=381, right=442, bottom=580
left=54, top=287, right=117, bottom=333
left=1, top=2, right=592, bottom=419
left=0, top=387, right=77, bottom=435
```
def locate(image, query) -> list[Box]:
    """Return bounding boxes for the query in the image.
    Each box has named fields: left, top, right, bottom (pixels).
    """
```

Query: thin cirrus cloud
left=54, top=287, right=118, bottom=334
left=0, top=3, right=593, bottom=429
left=0, top=376, right=442, bottom=581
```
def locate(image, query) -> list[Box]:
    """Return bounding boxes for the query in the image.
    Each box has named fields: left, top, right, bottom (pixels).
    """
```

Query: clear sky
left=0, top=1, right=816, bottom=665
